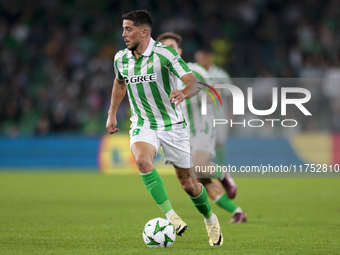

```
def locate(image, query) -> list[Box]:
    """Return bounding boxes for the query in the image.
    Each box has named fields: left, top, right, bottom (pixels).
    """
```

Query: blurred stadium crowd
left=0, top=0, right=340, bottom=137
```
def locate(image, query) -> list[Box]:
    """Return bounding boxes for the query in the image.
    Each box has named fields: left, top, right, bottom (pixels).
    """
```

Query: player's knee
left=135, top=157, right=153, bottom=172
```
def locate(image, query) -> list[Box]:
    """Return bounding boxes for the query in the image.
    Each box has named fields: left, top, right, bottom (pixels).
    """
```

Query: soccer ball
left=142, top=217, right=176, bottom=248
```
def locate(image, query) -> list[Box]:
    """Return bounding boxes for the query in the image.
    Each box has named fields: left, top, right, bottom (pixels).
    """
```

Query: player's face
left=160, top=38, right=182, bottom=55
left=194, top=51, right=211, bottom=69
left=122, top=20, right=142, bottom=51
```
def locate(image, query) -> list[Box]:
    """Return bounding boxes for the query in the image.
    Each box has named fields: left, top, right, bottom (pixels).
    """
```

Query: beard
left=127, top=41, right=140, bottom=51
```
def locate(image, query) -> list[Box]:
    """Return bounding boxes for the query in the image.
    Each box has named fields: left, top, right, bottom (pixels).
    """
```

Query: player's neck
left=202, top=63, right=211, bottom=71
left=132, top=37, right=151, bottom=59
left=206, top=62, right=214, bottom=71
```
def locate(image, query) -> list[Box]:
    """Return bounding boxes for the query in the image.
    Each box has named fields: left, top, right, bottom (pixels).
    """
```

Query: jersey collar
left=127, top=38, right=155, bottom=59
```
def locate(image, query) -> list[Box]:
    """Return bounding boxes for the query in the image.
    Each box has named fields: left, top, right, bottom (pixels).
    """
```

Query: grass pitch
left=0, top=172, right=339, bottom=254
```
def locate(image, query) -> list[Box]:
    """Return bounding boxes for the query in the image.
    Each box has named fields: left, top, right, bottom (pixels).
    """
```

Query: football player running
left=107, top=10, right=223, bottom=246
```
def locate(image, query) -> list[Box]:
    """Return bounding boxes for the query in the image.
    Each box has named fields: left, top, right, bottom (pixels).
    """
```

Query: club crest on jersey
left=123, top=74, right=157, bottom=84
left=147, top=60, right=153, bottom=69
left=123, top=64, right=128, bottom=69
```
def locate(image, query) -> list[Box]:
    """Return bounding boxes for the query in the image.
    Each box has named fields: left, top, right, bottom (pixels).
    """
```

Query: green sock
left=190, top=184, right=212, bottom=219
left=140, top=169, right=172, bottom=214
left=215, top=193, right=237, bottom=213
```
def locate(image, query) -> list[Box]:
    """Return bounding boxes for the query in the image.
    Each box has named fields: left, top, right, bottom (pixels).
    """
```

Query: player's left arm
left=169, top=73, right=200, bottom=106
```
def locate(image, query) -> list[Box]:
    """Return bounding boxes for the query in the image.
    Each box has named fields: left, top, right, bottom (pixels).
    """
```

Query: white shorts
left=191, top=130, right=216, bottom=159
left=129, top=126, right=193, bottom=169
left=214, top=125, right=228, bottom=145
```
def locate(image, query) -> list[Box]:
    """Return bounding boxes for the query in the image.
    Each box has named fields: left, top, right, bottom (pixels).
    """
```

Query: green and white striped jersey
left=177, top=63, right=215, bottom=137
left=208, top=65, right=232, bottom=119
left=113, top=38, right=192, bottom=130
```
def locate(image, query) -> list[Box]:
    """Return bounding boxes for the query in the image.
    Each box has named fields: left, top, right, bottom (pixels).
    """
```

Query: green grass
left=0, top=172, right=339, bottom=254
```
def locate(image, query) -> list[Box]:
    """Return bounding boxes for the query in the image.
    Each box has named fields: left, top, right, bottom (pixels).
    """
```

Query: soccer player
left=194, top=47, right=231, bottom=167
left=157, top=32, right=246, bottom=223
left=106, top=10, right=223, bottom=246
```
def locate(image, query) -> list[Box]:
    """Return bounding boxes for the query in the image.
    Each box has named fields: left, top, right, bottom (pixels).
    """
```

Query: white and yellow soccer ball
left=142, top=217, right=176, bottom=248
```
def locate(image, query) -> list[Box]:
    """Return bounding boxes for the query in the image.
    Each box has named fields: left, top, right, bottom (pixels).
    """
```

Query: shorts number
left=132, top=128, right=140, bottom=136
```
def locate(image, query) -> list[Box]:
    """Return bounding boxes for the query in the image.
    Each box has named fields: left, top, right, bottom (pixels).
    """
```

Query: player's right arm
left=106, top=78, right=126, bottom=134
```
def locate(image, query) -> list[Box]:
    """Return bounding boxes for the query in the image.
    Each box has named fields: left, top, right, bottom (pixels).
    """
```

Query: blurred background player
left=157, top=32, right=246, bottom=223
left=195, top=47, right=238, bottom=199
left=195, top=47, right=232, bottom=166
left=107, top=11, right=223, bottom=246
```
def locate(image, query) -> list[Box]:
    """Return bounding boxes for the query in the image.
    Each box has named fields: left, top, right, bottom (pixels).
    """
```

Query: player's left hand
left=169, top=89, right=186, bottom=107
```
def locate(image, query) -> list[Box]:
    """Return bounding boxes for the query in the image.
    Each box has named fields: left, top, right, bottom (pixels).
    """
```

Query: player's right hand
left=106, top=114, right=119, bottom=134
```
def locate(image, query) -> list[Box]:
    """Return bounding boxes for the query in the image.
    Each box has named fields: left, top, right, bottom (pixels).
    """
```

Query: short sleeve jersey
left=114, top=38, right=192, bottom=130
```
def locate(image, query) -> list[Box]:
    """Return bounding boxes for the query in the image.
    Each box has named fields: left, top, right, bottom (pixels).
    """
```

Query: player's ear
left=141, top=27, right=150, bottom=38
left=140, top=28, right=146, bottom=38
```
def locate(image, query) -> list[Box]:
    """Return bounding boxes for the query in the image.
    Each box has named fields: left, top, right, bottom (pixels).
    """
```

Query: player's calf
left=181, top=180, right=198, bottom=197
left=174, top=169, right=201, bottom=197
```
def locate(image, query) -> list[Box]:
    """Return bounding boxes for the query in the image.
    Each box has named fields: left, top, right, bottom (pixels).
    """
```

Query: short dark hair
left=122, top=10, right=153, bottom=28
left=196, top=44, right=213, bottom=54
left=156, top=32, right=182, bottom=47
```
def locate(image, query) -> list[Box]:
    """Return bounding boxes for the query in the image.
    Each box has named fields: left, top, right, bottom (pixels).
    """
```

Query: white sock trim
left=233, top=207, right=243, bottom=215
left=189, top=183, right=203, bottom=199
left=140, top=169, right=155, bottom=175
left=204, top=213, right=215, bottom=224
left=165, top=209, right=176, bottom=220
left=213, top=193, right=224, bottom=203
